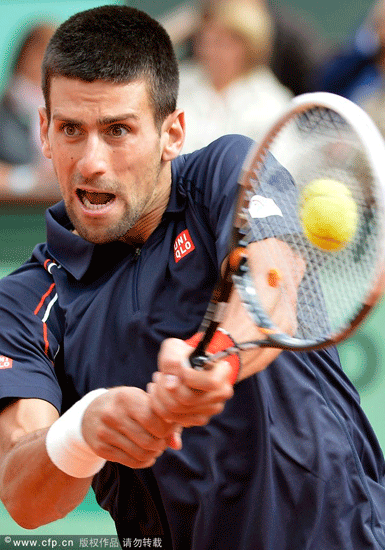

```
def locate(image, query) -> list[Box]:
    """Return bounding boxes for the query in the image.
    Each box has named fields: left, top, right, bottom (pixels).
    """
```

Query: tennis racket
left=189, top=92, right=385, bottom=369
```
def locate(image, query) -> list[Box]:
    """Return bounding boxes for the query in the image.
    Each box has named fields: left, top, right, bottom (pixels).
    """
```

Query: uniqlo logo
left=0, top=356, right=12, bottom=369
left=174, top=229, right=195, bottom=263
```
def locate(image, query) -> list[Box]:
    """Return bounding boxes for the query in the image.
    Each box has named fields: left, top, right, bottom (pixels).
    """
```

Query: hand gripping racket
left=189, top=92, right=385, bottom=369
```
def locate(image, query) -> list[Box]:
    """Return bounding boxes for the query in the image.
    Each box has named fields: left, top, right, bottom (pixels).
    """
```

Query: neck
left=123, top=202, right=168, bottom=245
left=121, top=169, right=172, bottom=246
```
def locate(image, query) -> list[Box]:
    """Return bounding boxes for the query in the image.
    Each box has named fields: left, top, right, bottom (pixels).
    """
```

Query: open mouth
left=76, top=189, right=116, bottom=210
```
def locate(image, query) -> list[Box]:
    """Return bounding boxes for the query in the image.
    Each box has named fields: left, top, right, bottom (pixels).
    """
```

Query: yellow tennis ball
left=300, top=178, right=358, bottom=251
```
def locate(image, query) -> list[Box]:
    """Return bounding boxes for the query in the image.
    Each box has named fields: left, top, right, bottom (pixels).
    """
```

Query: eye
left=107, top=124, right=129, bottom=137
left=61, top=123, right=81, bottom=137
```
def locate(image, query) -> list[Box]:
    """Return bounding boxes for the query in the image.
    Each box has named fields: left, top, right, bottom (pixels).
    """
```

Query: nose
left=77, top=134, right=108, bottom=180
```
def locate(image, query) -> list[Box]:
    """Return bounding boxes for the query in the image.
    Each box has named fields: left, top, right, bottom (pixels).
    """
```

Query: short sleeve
left=0, top=263, right=63, bottom=412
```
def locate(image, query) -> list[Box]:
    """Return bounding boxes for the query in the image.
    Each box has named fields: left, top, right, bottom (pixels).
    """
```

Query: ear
left=39, top=107, right=52, bottom=159
left=161, top=109, right=185, bottom=161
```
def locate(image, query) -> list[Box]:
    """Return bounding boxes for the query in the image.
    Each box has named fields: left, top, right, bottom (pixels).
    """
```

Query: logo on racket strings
left=249, top=195, right=283, bottom=219
left=174, top=229, right=195, bottom=263
left=0, top=356, right=13, bottom=369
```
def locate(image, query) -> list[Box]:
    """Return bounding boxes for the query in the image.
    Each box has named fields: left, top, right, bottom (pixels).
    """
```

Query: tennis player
left=0, top=6, right=384, bottom=549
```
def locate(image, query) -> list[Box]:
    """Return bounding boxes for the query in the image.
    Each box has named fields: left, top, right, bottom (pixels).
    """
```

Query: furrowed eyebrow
left=51, top=113, right=139, bottom=125
left=98, top=114, right=139, bottom=125
left=52, top=114, right=80, bottom=124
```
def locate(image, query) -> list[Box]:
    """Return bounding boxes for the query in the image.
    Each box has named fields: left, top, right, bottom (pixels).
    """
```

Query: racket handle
left=185, top=326, right=219, bottom=369
left=188, top=348, right=208, bottom=370
left=186, top=329, right=241, bottom=382
left=185, top=249, right=246, bottom=370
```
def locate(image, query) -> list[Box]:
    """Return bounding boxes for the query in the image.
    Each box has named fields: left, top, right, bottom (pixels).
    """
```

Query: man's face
left=40, top=77, right=183, bottom=244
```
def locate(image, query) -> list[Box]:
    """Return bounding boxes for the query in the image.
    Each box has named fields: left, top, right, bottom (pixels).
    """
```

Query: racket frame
left=190, top=92, right=385, bottom=366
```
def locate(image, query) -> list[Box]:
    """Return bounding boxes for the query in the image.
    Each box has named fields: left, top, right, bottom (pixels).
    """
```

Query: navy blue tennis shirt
left=0, top=135, right=385, bottom=549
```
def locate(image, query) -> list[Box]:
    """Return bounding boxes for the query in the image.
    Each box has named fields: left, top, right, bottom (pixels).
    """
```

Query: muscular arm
left=0, top=388, right=181, bottom=529
left=0, top=399, right=91, bottom=529
left=221, top=238, right=305, bottom=380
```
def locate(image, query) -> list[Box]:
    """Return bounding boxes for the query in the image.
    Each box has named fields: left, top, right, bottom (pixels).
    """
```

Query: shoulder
left=173, top=134, right=253, bottom=184
left=0, top=245, right=61, bottom=322
left=169, top=136, right=254, bottom=256
left=171, top=135, right=253, bottom=210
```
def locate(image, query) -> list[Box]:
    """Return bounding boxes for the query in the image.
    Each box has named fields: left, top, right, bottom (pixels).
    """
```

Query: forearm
left=221, top=240, right=304, bottom=381
left=220, top=290, right=283, bottom=382
left=0, top=427, right=91, bottom=529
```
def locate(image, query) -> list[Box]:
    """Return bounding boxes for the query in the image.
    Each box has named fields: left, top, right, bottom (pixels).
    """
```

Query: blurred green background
left=0, top=0, right=384, bottom=541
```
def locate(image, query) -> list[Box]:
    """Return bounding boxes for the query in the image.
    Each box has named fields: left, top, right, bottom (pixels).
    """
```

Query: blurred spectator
left=0, top=21, right=61, bottom=203
left=315, top=0, right=385, bottom=106
left=262, top=1, right=329, bottom=96
left=363, top=91, right=385, bottom=137
left=160, top=0, right=328, bottom=96
left=176, top=0, right=293, bottom=153
left=346, top=1, right=385, bottom=137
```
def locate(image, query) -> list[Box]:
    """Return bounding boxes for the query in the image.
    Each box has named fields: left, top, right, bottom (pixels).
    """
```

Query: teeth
left=82, top=195, right=114, bottom=210
left=77, top=189, right=115, bottom=210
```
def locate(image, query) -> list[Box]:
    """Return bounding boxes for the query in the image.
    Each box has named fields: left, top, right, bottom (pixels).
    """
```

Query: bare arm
left=0, top=388, right=181, bottom=529
left=0, top=398, right=91, bottom=529
left=221, top=238, right=305, bottom=380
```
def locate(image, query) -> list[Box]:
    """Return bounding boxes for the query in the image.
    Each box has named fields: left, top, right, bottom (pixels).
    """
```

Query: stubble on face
left=65, top=158, right=165, bottom=246
left=42, top=78, right=179, bottom=247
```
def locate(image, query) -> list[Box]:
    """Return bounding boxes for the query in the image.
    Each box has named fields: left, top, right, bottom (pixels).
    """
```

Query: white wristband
left=45, top=388, right=108, bottom=478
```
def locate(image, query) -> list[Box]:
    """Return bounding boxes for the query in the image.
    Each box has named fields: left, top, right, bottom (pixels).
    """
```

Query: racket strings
left=239, top=105, right=383, bottom=345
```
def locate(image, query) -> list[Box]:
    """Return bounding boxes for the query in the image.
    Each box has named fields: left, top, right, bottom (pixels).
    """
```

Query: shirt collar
left=46, top=202, right=96, bottom=280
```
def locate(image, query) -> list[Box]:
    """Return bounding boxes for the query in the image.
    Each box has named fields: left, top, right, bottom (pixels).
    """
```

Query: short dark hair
left=42, top=5, right=179, bottom=128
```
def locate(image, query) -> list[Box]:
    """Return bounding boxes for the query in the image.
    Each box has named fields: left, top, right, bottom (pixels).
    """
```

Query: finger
left=98, top=414, right=169, bottom=451
left=179, top=360, right=234, bottom=392
left=148, top=377, right=229, bottom=411
left=166, top=426, right=183, bottom=450
left=152, top=370, right=180, bottom=390
left=100, top=388, right=177, bottom=441
left=100, top=443, right=164, bottom=469
left=152, top=367, right=234, bottom=404
left=148, top=383, right=227, bottom=426
left=89, top=427, right=167, bottom=469
left=149, top=373, right=233, bottom=416
left=158, top=338, right=192, bottom=378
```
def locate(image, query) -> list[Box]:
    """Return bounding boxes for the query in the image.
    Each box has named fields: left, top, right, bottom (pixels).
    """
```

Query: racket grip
left=185, top=330, right=241, bottom=383
left=188, top=348, right=208, bottom=370
left=186, top=332, right=210, bottom=369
